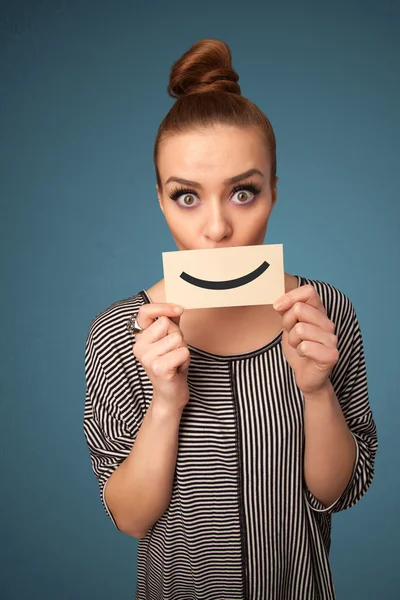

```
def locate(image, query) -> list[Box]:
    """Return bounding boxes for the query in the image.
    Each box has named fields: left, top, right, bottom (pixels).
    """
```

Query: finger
left=152, top=346, right=191, bottom=380
left=274, top=284, right=325, bottom=313
left=287, top=322, right=338, bottom=350
left=136, top=303, right=184, bottom=330
left=144, top=331, right=186, bottom=364
left=143, top=315, right=182, bottom=344
left=178, top=352, right=191, bottom=375
left=296, top=340, right=339, bottom=366
left=281, top=302, right=336, bottom=334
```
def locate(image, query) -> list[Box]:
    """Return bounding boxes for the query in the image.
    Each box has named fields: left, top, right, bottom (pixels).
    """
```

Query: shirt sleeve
left=83, top=317, right=145, bottom=530
left=305, top=295, right=378, bottom=515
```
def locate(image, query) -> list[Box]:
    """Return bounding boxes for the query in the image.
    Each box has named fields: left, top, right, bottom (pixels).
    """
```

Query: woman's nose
left=202, top=204, right=232, bottom=243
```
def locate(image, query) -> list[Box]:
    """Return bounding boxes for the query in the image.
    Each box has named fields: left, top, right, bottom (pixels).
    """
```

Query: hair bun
left=168, top=39, right=241, bottom=99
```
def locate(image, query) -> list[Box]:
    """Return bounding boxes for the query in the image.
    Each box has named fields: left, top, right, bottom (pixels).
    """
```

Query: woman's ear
left=271, top=177, right=279, bottom=208
left=156, top=184, right=164, bottom=214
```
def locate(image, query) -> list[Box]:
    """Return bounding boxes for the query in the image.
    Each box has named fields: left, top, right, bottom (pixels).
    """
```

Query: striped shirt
left=83, top=275, right=378, bottom=600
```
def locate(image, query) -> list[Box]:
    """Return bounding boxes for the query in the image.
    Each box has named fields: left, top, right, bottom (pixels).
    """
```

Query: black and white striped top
left=84, top=275, right=378, bottom=600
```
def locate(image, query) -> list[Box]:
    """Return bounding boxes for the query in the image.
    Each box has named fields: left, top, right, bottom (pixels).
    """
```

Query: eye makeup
left=168, top=181, right=263, bottom=208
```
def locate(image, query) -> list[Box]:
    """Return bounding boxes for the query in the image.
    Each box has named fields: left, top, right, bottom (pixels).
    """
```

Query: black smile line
left=179, top=261, right=270, bottom=290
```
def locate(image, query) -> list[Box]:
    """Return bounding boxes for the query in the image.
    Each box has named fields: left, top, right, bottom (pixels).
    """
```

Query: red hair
left=154, top=39, right=277, bottom=189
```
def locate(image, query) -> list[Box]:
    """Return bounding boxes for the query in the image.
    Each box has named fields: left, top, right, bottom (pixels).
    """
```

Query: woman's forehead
left=158, top=126, right=270, bottom=181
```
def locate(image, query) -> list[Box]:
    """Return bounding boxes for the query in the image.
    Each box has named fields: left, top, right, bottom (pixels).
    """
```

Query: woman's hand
left=132, top=304, right=190, bottom=411
left=273, top=285, right=339, bottom=396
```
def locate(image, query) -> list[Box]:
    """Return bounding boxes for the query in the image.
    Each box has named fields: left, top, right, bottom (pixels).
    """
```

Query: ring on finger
left=127, top=315, right=144, bottom=335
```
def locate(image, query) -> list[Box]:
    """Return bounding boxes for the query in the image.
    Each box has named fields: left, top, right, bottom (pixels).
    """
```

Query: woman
left=84, top=39, right=378, bottom=600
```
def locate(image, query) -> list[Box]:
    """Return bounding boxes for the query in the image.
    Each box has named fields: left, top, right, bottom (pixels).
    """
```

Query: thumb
left=169, top=313, right=183, bottom=330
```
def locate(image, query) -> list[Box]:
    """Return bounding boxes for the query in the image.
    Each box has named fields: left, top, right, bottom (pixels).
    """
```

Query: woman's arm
left=303, top=382, right=357, bottom=507
left=274, top=283, right=378, bottom=513
left=105, top=398, right=183, bottom=538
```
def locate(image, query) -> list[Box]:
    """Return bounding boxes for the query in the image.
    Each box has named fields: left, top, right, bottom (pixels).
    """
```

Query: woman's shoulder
left=297, top=274, right=356, bottom=326
left=87, top=290, right=146, bottom=345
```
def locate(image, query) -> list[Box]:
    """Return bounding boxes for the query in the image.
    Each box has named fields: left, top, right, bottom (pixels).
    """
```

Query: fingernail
left=273, top=298, right=283, bottom=310
left=173, top=305, right=184, bottom=314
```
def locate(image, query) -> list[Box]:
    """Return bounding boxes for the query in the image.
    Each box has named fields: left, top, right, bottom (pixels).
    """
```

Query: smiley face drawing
left=163, top=244, right=284, bottom=309
left=180, top=261, right=270, bottom=290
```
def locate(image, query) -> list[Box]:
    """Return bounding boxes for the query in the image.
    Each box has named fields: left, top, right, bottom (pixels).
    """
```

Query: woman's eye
left=170, top=184, right=260, bottom=207
left=177, top=194, right=199, bottom=208
left=231, top=189, right=255, bottom=204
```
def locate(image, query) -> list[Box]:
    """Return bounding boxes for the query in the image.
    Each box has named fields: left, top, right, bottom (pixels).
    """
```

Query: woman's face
left=156, top=125, right=277, bottom=250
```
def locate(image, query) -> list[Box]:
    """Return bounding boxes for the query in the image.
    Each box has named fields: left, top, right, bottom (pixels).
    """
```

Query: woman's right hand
left=132, top=304, right=190, bottom=412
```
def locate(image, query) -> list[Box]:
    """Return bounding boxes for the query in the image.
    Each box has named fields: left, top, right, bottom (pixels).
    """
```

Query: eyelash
left=168, top=182, right=262, bottom=207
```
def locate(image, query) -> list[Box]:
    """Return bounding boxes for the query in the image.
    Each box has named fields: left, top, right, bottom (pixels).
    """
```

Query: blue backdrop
left=1, top=0, right=399, bottom=598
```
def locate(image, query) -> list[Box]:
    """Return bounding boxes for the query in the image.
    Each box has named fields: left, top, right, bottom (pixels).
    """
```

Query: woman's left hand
left=273, top=285, right=339, bottom=396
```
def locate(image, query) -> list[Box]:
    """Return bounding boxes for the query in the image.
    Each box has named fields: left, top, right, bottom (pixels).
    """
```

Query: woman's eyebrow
left=165, top=168, right=264, bottom=189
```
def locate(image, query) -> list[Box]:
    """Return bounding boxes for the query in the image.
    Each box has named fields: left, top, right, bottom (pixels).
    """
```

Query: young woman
left=84, top=39, right=378, bottom=600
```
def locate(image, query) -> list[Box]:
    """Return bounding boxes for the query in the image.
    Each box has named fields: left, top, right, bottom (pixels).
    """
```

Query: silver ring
left=127, top=315, right=144, bottom=335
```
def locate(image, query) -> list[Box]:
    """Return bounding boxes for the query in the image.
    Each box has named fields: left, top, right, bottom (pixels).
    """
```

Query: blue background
left=1, top=0, right=399, bottom=598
